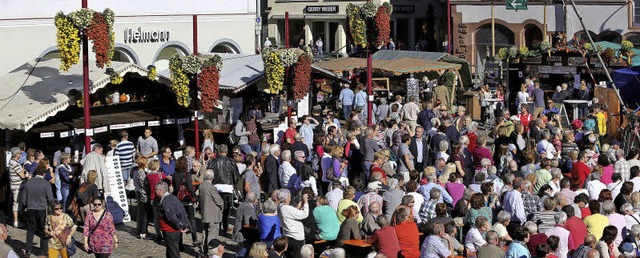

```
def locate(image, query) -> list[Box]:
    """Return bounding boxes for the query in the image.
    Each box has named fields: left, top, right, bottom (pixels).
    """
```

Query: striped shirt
left=114, top=140, right=135, bottom=170
left=9, top=159, right=23, bottom=191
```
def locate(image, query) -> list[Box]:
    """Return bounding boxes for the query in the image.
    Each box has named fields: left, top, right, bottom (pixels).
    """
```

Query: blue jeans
left=342, top=105, right=353, bottom=120
left=122, top=167, right=131, bottom=182
left=250, top=143, right=261, bottom=154
left=240, top=144, right=253, bottom=155
left=61, top=188, right=70, bottom=212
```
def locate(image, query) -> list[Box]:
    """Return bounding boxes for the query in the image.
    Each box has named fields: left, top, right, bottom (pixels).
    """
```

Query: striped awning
left=313, top=57, right=461, bottom=75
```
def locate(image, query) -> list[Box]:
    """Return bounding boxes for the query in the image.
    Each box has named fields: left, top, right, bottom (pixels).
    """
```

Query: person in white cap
left=358, top=182, right=384, bottom=214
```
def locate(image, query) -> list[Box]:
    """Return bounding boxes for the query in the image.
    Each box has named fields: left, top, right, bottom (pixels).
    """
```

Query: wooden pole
left=82, top=0, right=91, bottom=154
left=543, top=1, right=547, bottom=40
left=367, top=0, right=373, bottom=126
left=193, top=14, right=200, bottom=157
left=491, top=0, right=495, bottom=57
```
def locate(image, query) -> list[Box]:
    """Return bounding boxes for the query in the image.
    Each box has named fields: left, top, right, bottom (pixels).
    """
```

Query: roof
left=216, top=54, right=266, bottom=93
left=372, top=50, right=473, bottom=86
left=0, top=59, right=164, bottom=131
left=313, top=57, right=461, bottom=76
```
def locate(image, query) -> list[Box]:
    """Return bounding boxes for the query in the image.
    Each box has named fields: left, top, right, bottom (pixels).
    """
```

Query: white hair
left=554, top=211, right=567, bottom=225
left=330, top=248, right=346, bottom=258
left=497, top=211, right=511, bottom=223
left=459, top=135, right=469, bottom=145
left=300, top=244, right=314, bottom=258
left=481, top=158, right=492, bottom=167
left=269, top=144, right=281, bottom=155
left=439, top=141, right=449, bottom=152
left=276, top=188, right=291, bottom=203
left=524, top=221, right=538, bottom=233
left=281, top=150, right=292, bottom=162
left=204, top=169, right=215, bottom=181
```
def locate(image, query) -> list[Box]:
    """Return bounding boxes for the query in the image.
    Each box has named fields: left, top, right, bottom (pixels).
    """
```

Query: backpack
left=229, top=122, right=244, bottom=144
left=234, top=168, right=251, bottom=201
left=326, top=158, right=340, bottom=182
left=177, top=170, right=194, bottom=202
left=76, top=183, right=90, bottom=206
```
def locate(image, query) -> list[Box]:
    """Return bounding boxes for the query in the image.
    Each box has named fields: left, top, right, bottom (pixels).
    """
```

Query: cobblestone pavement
left=5, top=206, right=242, bottom=258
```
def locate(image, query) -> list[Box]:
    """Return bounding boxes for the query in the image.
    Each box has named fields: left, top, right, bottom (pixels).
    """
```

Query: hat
left=610, top=139, right=622, bottom=147
left=367, top=182, right=382, bottom=191
left=294, top=150, right=305, bottom=158
left=510, top=115, right=520, bottom=122
left=208, top=239, right=223, bottom=248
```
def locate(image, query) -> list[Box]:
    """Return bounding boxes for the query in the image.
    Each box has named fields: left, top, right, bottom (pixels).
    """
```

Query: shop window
left=574, top=30, right=598, bottom=44
left=524, top=24, right=543, bottom=49
left=635, top=0, right=640, bottom=25
left=153, top=45, right=188, bottom=72
left=112, top=47, right=138, bottom=64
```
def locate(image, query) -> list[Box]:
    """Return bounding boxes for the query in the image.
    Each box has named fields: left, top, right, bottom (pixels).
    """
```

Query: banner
left=104, top=156, right=131, bottom=223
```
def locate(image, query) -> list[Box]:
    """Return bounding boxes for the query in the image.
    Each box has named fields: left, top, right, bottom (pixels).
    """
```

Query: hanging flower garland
left=198, top=65, right=220, bottom=113
left=346, top=4, right=367, bottom=48
left=292, top=55, right=311, bottom=100
left=374, top=5, right=391, bottom=47
left=169, top=56, right=191, bottom=108
left=147, top=65, right=157, bottom=81
left=168, top=54, right=223, bottom=110
left=264, top=50, right=285, bottom=94
left=55, top=13, right=80, bottom=71
left=54, top=8, right=115, bottom=71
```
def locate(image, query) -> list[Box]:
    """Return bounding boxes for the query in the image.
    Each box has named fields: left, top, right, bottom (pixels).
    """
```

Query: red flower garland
left=197, top=65, right=220, bottom=113
left=293, top=55, right=311, bottom=101
left=375, top=6, right=391, bottom=47
left=86, top=12, right=110, bottom=68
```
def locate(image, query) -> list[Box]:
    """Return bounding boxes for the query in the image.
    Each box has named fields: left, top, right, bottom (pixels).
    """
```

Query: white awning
left=0, top=59, right=165, bottom=131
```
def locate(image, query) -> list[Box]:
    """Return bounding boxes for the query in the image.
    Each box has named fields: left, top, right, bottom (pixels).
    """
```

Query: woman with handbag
left=83, top=196, right=118, bottom=257
left=45, top=201, right=77, bottom=258
left=171, top=157, right=198, bottom=246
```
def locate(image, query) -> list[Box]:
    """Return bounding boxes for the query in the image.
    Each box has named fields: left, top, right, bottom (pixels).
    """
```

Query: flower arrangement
left=147, top=65, right=157, bottom=81
left=169, top=56, right=191, bottom=107
left=621, top=40, right=634, bottom=52
left=198, top=64, right=220, bottom=113
left=498, top=48, right=508, bottom=60
left=280, top=49, right=298, bottom=68
left=518, top=46, right=529, bottom=58
left=508, top=46, right=518, bottom=59
left=55, top=13, right=80, bottom=71
left=374, top=5, right=391, bottom=47
left=347, top=4, right=368, bottom=48
left=540, top=41, right=552, bottom=56
left=361, top=2, right=378, bottom=18
left=264, top=51, right=285, bottom=94
left=107, top=68, right=123, bottom=85
left=293, top=55, right=311, bottom=100
left=54, top=8, right=115, bottom=70
left=182, top=55, right=201, bottom=74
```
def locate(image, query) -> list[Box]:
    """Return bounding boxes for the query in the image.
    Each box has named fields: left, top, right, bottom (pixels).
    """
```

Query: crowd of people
left=3, top=76, right=640, bottom=258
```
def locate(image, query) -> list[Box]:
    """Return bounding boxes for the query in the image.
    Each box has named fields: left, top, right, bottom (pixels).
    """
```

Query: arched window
left=598, top=31, right=622, bottom=44
left=626, top=33, right=640, bottom=47
left=153, top=44, right=189, bottom=71
left=476, top=23, right=515, bottom=46
left=211, top=43, right=239, bottom=54
left=112, top=47, right=139, bottom=64
left=524, top=24, right=544, bottom=49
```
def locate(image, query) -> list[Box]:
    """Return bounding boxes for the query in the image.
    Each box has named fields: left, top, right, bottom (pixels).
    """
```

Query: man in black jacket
left=263, top=144, right=281, bottom=195
left=156, top=181, right=190, bottom=258
left=20, top=165, right=53, bottom=256
left=409, top=126, right=430, bottom=172
left=206, top=144, right=237, bottom=236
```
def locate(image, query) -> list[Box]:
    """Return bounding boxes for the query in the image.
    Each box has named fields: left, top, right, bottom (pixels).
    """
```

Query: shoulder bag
left=86, top=210, right=106, bottom=254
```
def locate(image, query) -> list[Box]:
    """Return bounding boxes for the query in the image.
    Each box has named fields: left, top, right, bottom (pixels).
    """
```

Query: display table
left=564, top=100, right=588, bottom=120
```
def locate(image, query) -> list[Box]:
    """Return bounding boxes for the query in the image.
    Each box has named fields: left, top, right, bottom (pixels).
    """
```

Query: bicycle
left=621, top=106, right=640, bottom=154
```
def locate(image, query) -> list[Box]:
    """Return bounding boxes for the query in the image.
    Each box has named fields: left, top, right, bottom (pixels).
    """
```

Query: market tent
left=313, top=57, right=461, bottom=76
left=0, top=59, right=165, bottom=132
left=612, top=66, right=640, bottom=110
left=372, top=50, right=472, bottom=86
left=216, top=54, right=265, bottom=92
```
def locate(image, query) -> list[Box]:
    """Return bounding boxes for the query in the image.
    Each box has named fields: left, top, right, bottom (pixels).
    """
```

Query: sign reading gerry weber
left=305, top=5, right=339, bottom=14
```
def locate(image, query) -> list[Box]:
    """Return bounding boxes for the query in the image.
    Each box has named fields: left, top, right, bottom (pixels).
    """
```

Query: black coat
left=207, top=156, right=237, bottom=185
left=264, top=155, right=280, bottom=193
left=409, top=137, right=429, bottom=165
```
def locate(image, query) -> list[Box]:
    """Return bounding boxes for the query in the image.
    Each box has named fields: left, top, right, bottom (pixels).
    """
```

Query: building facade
left=265, top=0, right=446, bottom=55
left=450, top=0, right=637, bottom=73
left=0, top=0, right=259, bottom=74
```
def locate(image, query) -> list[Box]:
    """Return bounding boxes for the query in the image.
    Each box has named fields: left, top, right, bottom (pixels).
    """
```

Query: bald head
left=584, top=234, right=597, bottom=247
left=587, top=249, right=599, bottom=258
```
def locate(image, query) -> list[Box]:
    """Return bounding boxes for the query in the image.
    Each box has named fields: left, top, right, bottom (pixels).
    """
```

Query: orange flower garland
left=86, top=12, right=111, bottom=68
left=374, top=6, right=391, bottom=47
left=292, top=55, right=311, bottom=100
left=197, top=65, right=220, bottom=113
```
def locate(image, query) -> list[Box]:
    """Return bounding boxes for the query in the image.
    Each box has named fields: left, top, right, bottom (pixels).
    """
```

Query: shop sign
left=148, top=120, right=161, bottom=127
left=538, top=66, right=576, bottom=74
left=124, top=27, right=170, bottom=44
left=523, top=57, right=542, bottom=64
left=546, top=56, right=562, bottom=62
left=177, top=118, right=190, bottom=124
left=567, top=57, right=586, bottom=66
left=393, top=5, right=415, bottom=14
left=40, top=132, right=54, bottom=138
left=305, top=5, right=339, bottom=14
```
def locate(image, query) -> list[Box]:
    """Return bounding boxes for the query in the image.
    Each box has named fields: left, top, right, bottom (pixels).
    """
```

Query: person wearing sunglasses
left=45, top=201, right=77, bottom=258
left=83, top=196, right=118, bottom=257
